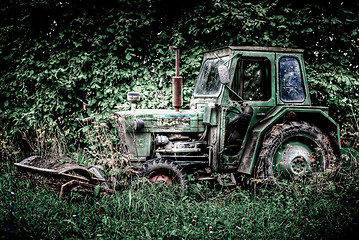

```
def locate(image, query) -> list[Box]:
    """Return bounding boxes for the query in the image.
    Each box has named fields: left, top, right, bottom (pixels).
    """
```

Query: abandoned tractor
left=115, top=46, right=341, bottom=188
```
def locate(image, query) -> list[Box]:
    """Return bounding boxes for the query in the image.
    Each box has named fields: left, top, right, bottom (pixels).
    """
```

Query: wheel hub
left=150, top=174, right=173, bottom=186
left=278, top=145, right=311, bottom=177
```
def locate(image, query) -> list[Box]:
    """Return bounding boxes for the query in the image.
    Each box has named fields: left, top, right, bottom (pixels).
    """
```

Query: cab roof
left=206, top=46, right=305, bottom=54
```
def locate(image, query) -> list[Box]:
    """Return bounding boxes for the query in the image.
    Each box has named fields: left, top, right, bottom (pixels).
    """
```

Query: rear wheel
left=256, top=121, right=338, bottom=178
left=140, top=158, right=189, bottom=189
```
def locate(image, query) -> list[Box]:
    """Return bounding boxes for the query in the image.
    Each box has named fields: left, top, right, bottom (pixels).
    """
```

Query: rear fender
left=237, top=107, right=341, bottom=175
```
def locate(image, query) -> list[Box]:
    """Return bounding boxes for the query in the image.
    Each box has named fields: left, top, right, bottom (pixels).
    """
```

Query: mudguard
left=237, top=106, right=341, bottom=175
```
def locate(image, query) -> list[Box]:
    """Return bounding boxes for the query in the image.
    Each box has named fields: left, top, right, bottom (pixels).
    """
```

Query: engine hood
left=115, top=109, right=205, bottom=133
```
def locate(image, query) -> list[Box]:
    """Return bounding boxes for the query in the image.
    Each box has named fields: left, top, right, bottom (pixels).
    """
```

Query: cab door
left=220, top=51, right=276, bottom=169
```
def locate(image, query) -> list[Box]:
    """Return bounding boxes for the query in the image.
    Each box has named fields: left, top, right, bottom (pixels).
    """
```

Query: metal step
left=217, top=173, right=237, bottom=187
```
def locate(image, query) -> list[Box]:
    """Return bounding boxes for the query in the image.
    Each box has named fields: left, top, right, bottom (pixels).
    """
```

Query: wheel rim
left=272, top=136, right=325, bottom=178
left=149, top=174, right=173, bottom=186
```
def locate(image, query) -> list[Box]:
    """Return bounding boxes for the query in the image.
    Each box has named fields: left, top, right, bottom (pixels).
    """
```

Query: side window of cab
left=279, top=57, right=305, bottom=102
left=231, top=57, right=271, bottom=101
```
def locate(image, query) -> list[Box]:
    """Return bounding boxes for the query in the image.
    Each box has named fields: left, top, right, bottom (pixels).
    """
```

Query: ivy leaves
left=0, top=0, right=358, bottom=151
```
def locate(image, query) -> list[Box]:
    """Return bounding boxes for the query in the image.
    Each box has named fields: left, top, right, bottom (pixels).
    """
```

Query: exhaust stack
left=169, top=46, right=183, bottom=112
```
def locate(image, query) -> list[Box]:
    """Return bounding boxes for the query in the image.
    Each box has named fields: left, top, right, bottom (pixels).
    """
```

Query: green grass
left=1, top=156, right=359, bottom=240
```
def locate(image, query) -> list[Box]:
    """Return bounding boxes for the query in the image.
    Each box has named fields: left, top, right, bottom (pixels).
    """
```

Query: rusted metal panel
left=14, top=156, right=112, bottom=195
left=172, top=76, right=183, bottom=110
left=170, top=46, right=183, bottom=111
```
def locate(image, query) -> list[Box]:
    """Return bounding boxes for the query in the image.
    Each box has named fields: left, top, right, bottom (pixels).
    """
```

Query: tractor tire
left=255, top=121, right=338, bottom=179
left=140, top=158, right=189, bottom=190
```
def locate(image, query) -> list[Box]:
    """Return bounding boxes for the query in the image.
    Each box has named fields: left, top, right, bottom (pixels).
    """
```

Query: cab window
left=279, top=57, right=305, bottom=102
left=194, top=56, right=230, bottom=97
left=231, top=57, right=271, bottom=101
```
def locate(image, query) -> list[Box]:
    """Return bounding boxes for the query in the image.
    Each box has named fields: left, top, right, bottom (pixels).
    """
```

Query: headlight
left=133, top=118, right=145, bottom=130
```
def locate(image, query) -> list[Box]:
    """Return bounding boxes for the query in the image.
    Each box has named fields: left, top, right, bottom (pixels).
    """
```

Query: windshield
left=194, top=56, right=230, bottom=97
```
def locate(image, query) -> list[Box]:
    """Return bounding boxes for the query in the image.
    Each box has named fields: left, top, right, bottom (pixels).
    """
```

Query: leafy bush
left=0, top=0, right=358, bottom=157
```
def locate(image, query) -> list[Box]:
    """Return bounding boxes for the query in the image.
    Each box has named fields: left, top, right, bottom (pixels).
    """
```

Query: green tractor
left=115, top=46, right=341, bottom=189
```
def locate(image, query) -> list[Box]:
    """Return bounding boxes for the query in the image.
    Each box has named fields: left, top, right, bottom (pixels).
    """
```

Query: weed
left=2, top=157, right=359, bottom=240
left=1, top=113, right=359, bottom=240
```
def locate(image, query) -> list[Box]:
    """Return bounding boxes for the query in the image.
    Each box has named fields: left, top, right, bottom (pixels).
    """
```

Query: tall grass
left=1, top=154, right=359, bottom=240
left=1, top=119, right=359, bottom=239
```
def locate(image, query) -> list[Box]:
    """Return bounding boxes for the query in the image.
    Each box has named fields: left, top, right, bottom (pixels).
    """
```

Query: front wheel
left=139, top=158, right=189, bottom=190
left=256, top=121, right=338, bottom=178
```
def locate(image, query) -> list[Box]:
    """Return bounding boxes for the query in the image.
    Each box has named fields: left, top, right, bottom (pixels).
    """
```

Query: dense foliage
left=1, top=0, right=358, bottom=155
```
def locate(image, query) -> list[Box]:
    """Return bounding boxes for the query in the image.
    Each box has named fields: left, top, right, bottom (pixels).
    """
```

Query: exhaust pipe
left=169, top=46, right=183, bottom=112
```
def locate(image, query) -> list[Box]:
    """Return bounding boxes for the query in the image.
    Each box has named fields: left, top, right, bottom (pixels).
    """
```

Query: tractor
left=115, top=46, right=341, bottom=189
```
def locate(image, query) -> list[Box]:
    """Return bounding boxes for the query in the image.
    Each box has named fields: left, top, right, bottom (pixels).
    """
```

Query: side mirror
left=218, top=64, right=230, bottom=85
